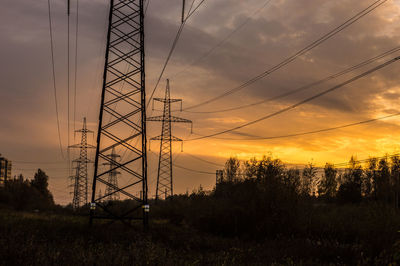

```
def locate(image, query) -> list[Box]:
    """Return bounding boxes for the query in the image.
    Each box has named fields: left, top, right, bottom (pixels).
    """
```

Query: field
left=0, top=203, right=399, bottom=265
left=2, top=157, right=400, bottom=265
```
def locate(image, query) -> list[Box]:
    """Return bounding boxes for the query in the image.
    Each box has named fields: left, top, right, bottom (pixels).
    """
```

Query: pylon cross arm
left=147, top=115, right=164, bottom=122
left=150, top=135, right=182, bottom=141
left=169, top=116, right=192, bottom=123
left=153, top=98, right=182, bottom=103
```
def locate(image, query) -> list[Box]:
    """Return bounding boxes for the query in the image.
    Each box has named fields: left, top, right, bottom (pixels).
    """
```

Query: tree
left=0, top=170, right=54, bottom=210
left=242, top=157, right=257, bottom=179
left=284, top=168, right=301, bottom=194
left=363, top=158, right=377, bottom=198
left=30, top=169, right=54, bottom=205
left=301, top=163, right=317, bottom=196
left=337, top=156, right=363, bottom=203
left=318, top=163, right=337, bottom=199
left=375, top=158, right=391, bottom=203
left=257, top=156, right=284, bottom=183
left=224, top=157, right=240, bottom=182
left=391, top=156, right=400, bottom=208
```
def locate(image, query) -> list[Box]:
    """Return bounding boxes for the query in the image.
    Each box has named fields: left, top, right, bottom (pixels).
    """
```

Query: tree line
left=0, top=169, right=54, bottom=210
left=222, top=155, right=400, bottom=206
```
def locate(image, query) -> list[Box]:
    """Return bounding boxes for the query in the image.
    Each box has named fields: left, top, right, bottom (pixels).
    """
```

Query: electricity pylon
left=148, top=79, right=192, bottom=201
left=90, top=0, right=149, bottom=226
left=69, top=117, right=94, bottom=209
left=103, top=147, right=121, bottom=201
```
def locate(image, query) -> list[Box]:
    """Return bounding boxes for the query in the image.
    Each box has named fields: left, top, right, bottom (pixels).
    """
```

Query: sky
left=1, top=0, right=400, bottom=204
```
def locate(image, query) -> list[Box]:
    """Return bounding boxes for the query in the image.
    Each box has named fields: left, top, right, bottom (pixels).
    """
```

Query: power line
left=173, top=163, right=216, bottom=175
left=185, top=153, right=224, bottom=167
left=172, top=0, right=272, bottom=79
left=193, top=112, right=400, bottom=140
left=185, top=56, right=400, bottom=141
left=183, top=0, right=388, bottom=111
left=147, top=22, right=185, bottom=108
left=13, top=161, right=66, bottom=164
left=121, top=1, right=205, bottom=160
left=13, top=167, right=70, bottom=171
left=186, top=0, right=196, bottom=16
left=67, top=0, right=71, bottom=160
left=183, top=45, right=400, bottom=114
left=333, top=153, right=400, bottom=167
left=47, top=0, right=65, bottom=160
left=147, top=0, right=208, bottom=107
left=85, top=0, right=110, bottom=119
left=145, top=0, right=150, bottom=15
left=185, top=0, right=207, bottom=21
left=73, top=0, right=80, bottom=134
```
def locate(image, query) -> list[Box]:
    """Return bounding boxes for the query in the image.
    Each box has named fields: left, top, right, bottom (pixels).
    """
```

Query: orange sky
left=1, top=0, right=400, bottom=204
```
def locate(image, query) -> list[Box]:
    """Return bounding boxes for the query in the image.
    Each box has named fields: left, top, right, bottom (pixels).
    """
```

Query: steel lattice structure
left=90, top=0, right=148, bottom=226
left=70, top=117, right=94, bottom=209
left=148, top=79, right=192, bottom=201
left=103, top=147, right=121, bottom=201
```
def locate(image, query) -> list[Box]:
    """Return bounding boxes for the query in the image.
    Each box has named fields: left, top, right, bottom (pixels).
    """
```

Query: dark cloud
left=1, top=0, right=400, bottom=204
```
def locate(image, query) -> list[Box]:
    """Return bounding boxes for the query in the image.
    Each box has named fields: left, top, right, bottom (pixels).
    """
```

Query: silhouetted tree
left=391, top=155, right=400, bottom=208
left=363, top=158, right=377, bottom=198
left=284, top=168, right=301, bottom=195
left=257, top=156, right=284, bottom=184
left=337, top=157, right=363, bottom=203
left=301, top=163, right=317, bottom=196
left=318, top=163, right=337, bottom=199
left=0, top=169, right=54, bottom=210
left=224, top=157, right=240, bottom=182
left=30, top=169, right=54, bottom=205
left=374, top=158, right=391, bottom=203
left=242, top=157, right=258, bottom=179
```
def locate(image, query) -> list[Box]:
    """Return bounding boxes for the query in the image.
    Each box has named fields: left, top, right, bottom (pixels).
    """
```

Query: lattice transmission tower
left=148, top=79, right=192, bottom=201
left=70, top=117, right=94, bottom=209
left=90, top=0, right=148, bottom=226
left=103, top=147, right=121, bottom=201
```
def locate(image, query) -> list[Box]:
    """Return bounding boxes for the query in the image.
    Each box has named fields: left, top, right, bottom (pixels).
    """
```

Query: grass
left=0, top=206, right=399, bottom=265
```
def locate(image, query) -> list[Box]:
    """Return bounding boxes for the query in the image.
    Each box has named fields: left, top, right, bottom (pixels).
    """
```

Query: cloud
left=1, top=0, right=400, bottom=204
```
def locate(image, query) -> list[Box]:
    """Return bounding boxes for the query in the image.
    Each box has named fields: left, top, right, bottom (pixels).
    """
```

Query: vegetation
left=0, top=169, right=54, bottom=210
left=1, top=157, right=400, bottom=265
left=153, top=155, right=400, bottom=264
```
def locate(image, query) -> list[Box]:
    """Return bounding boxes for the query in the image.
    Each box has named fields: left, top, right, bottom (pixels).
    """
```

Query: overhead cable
left=185, top=153, right=224, bottom=167
left=73, top=0, right=80, bottom=134
left=173, top=163, right=216, bottom=174
left=185, top=56, right=400, bottom=141
left=145, top=0, right=150, bottom=15
left=147, top=0, right=207, bottom=107
left=172, top=0, right=273, bottom=79
left=334, top=153, right=400, bottom=167
left=47, top=0, right=65, bottom=160
left=183, top=0, right=388, bottom=111
left=184, top=45, right=400, bottom=114
left=185, top=0, right=206, bottom=21
left=193, top=112, right=400, bottom=140
left=147, top=22, right=186, bottom=107
left=67, top=0, right=71, bottom=156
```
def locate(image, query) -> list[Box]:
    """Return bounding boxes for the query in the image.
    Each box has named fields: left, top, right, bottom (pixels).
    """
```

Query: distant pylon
left=148, top=79, right=192, bottom=201
left=69, top=117, right=95, bottom=209
left=103, top=147, right=121, bottom=201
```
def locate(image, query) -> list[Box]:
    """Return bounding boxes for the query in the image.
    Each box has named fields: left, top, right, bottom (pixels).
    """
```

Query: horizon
left=1, top=0, right=400, bottom=205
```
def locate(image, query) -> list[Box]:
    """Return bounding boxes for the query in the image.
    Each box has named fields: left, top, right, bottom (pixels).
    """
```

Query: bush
left=0, top=169, right=54, bottom=211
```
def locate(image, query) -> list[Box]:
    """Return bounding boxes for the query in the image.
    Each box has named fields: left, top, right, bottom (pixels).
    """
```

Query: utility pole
left=148, top=79, right=192, bottom=201
left=90, top=0, right=148, bottom=227
left=69, top=117, right=94, bottom=209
